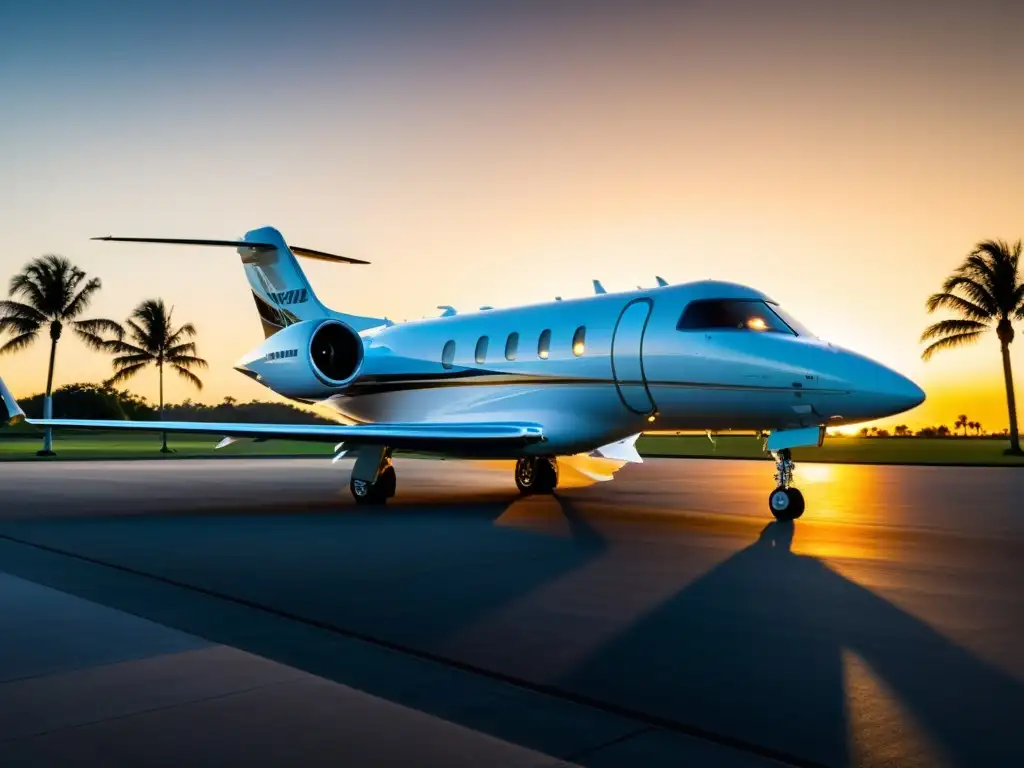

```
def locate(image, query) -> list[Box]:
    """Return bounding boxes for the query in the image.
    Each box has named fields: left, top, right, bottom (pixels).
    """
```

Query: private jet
left=0, top=226, right=925, bottom=520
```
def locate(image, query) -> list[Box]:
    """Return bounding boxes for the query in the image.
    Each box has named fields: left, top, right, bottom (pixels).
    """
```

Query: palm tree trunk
left=159, top=361, right=170, bottom=453
left=38, top=337, right=58, bottom=456
left=1000, top=341, right=1021, bottom=454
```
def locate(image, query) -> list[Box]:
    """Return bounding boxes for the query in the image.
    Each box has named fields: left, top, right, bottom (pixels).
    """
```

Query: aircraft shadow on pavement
left=554, top=520, right=1024, bottom=768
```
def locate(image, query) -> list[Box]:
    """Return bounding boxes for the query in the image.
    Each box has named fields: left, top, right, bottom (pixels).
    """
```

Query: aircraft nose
left=852, top=356, right=926, bottom=418
left=814, top=348, right=925, bottom=421
left=883, top=370, right=926, bottom=413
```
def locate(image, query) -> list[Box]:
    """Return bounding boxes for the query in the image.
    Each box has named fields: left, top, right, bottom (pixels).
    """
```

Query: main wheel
left=768, top=487, right=804, bottom=521
left=515, top=457, right=558, bottom=494
left=350, top=464, right=396, bottom=505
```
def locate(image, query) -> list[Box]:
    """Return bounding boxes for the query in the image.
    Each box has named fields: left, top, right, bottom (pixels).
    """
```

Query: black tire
left=768, top=487, right=805, bottom=521
left=515, top=457, right=558, bottom=494
left=378, top=465, right=397, bottom=498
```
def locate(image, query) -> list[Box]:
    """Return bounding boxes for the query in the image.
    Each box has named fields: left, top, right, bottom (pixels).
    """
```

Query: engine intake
left=309, top=320, right=363, bottom=385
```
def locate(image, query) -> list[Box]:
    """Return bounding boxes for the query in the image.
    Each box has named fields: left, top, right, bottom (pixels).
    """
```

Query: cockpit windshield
left=677, top=299, right=812, bottom=336
left=765, top=302, right=815, bottom=337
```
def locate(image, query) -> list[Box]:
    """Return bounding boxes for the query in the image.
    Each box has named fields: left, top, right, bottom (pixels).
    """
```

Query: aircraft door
left=611, top=298, right=656, bottom=415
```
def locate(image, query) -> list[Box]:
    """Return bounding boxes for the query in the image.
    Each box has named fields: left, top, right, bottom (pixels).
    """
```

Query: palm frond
left=73, top=318, right=124, bottom=339
left=920, top=318, right=988, bottom=342
left=968, top=240, right=1023, bottom=312
left=940, top=275, right=998, bottom=314
left=105, top=362, right=149, bottom=385
left=123, top=319, right=153, bottom=349
left=73, top=317, right=124, bottom=350
left=62, top=277, right=102, bottom=319
left=6, top=275, right=51, bottom=316
left=112, top=352, right=155, bottom=368
left=74, top=329, right=108, bottom=351
left=166, top=353, right=208, bottom=369
left=105, top=339, right=151, bottom=357
left=0, top=299, right=46, bottom=324
left=0, top=330, right=39, bottom=355
left=172, top=365, right=204, bottom=389
left=166, top=322, right=197, bottom=346
left=924, top=292, right=992, bottom=321
left=921, top=332, right=984, bottom=361
left=0, top=315, right=43, bottom=336
left=1012, top=283, right=1024, bottom=319
left=164, top=341, right=197, bottom=358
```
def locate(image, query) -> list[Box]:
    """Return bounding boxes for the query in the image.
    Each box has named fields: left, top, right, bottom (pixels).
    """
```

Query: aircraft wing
left=15, top=417, right=544, bottom=451
left=0, top=377, right=543, bottom=451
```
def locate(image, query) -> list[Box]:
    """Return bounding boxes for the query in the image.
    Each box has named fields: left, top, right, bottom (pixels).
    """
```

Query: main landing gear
left=349, top=446, right=396, bottom=505
left=768, top=448, right=804, bottom=521
left=515, top=456, right=558, bottom=494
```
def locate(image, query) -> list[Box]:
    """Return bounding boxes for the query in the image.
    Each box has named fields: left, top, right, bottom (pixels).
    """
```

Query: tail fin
left=93, top=227, right=389, bottom=337
left=239, top=226, right=385, bottom=337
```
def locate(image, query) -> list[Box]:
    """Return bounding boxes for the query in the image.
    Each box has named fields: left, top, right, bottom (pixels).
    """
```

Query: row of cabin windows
left=441, top=327, right=586, bottom=369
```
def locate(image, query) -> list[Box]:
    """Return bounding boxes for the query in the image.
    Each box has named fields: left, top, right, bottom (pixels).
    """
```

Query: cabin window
left=677, top=299, right=796, bottom=335
left=505, top=332, right=519, bottom=361
left=572, top=326, right=586, bottom=356
left=538, top=329, right=551, bottom=359
left=475, top=336, right=489, bottom=364
left=441, top=340, right=456, bottom=369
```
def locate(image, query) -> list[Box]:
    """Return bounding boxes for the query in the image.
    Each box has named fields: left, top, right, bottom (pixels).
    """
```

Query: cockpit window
left=677, top=299, right=802, bottom=335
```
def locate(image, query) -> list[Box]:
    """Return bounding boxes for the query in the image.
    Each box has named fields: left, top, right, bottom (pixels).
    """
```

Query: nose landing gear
left=768, top=448, right=804, bottom=520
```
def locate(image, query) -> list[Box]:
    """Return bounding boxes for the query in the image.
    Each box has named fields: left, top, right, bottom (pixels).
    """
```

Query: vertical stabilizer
left=239, top=226, right=386, bottom=337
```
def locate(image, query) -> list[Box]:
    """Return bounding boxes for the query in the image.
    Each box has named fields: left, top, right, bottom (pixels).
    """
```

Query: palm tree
left=922, top=239, right=1024, bottom=454
left=104, top=299, right=207, bottom=452
left=974, top=421, right=983, bottom=436
left=955, top=414, right=969, bottom=436
left=894, top=424, right=909, bottom=437
left=0, top=255, right=122, bottom=455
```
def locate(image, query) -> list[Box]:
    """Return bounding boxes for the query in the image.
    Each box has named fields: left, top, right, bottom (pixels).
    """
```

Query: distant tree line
left=856, top=422, right=1010, bottom=439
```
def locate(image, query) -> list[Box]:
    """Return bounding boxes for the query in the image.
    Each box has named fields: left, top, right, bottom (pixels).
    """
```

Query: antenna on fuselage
left=437, top=305, right=457, bottom=317
left=592, top=280, right=607, bottom=294
left=656, top=276, right=668, bottom=287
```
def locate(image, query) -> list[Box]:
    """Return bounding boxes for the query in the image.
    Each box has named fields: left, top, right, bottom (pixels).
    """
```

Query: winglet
left=0, top=377, right=26, bottom=425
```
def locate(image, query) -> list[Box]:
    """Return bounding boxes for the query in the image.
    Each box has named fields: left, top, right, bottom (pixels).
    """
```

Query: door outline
left=610, top=297, right=656, bottom=415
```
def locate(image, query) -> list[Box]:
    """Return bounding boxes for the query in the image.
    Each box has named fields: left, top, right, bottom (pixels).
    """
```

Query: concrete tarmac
left=0, top=456, right=1021, bottom=767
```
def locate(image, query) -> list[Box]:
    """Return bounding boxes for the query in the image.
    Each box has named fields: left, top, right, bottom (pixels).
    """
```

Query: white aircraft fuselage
left=237, top=279, right=923, bottom=458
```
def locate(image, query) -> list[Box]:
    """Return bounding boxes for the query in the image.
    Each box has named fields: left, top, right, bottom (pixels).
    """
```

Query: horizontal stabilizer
left=92, top=236, right=370, bottom=265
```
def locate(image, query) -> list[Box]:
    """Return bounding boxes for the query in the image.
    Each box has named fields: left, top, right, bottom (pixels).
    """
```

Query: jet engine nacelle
left=235, top=319, right=364, bottom=399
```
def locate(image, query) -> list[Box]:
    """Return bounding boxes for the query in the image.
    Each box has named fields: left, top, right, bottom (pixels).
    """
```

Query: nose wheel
left=769, top=449, right=804, bottom=520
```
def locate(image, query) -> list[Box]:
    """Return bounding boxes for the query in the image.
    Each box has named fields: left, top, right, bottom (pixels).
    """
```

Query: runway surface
left=0, top=456, right=1022, bottom=767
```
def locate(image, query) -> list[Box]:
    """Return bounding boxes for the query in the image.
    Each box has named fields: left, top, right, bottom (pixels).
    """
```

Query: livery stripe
left=344, top=374, right=849, bottom=396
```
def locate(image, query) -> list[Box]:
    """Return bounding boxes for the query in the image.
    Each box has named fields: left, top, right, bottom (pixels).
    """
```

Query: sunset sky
left=2, top=0, right=1022, bottom=431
